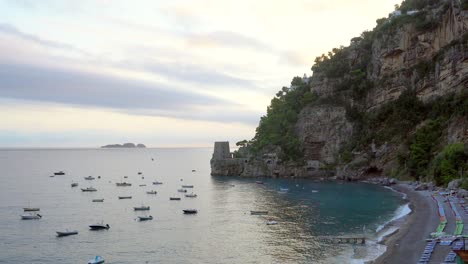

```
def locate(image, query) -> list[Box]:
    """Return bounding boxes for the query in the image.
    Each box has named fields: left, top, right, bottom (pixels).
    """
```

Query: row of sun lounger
left=442, top=241, right=464, bottom=263
left=417, top=240, right=436, bottom=264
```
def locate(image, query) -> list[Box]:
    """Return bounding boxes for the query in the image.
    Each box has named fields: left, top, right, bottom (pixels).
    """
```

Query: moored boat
left=88, top=255, right=105, bottom=264
left=183, top=209, right=197, bottom=214
left=138, top=215, right=153, bottom=221
left=137, top=172, right=142, bottom=175
left=116, top=182, right=132, bottom=186
left=54, top=171, right=65, bottom=175
left=279, top=187, right=289, bottom=192
left=56, top=230, right=78, bottom=237
left=21, top=213, right=42, bottom=220
left=92, top=199, right=104, bottom=202
left=169, top=197, right=181, bottom=201
left=185, top=193, right=197, bottom=198
left=177, top=188, right=187, bottom=193
left=71, top=182, right=78, bottom=187
left=84, top=176, right=95, bottom=180
left=89, top=223, right=110, bottom=230
left=146, top=190, right=157, bottom=194
left=152, top=181, right=163, bottom=185
left=134, top=205, right=150, bottom=211
left=81, top=187, right=97, bottom=192
left=139, top=184, right=146, bottom=187
left=266, top=220, right=278, bottom=225
left=255, top=181, right=264, bottom=184
left=250, top=210, right=268, bottom=215
left=118, top=196, right=132, bottom=199
left=181, top=185, right=194, bottom=188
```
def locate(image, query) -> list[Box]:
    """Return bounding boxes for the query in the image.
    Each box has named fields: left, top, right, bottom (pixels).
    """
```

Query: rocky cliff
left=211, top=0, right=467, bottom=182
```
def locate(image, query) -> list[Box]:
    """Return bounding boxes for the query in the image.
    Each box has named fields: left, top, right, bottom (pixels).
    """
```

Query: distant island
left=101, top=143, right=146, bottom=148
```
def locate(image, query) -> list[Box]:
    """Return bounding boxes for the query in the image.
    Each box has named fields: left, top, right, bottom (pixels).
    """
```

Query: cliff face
left=211, top=1, right=467, bottom=180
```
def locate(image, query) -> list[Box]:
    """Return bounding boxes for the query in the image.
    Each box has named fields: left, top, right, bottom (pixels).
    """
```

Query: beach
left=374, top=184, right=442, bottom=264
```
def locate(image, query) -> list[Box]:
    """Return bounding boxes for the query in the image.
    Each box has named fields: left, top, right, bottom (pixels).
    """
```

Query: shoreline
left=371, top=184, right=438, bottom=264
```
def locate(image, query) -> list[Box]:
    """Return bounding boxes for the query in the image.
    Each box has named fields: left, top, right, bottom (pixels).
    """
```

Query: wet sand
left=373, top=184, right=440, bottom=264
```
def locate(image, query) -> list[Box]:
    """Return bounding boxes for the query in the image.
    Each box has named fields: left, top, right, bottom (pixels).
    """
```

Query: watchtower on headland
left=212, top=141, right=232, bottom=160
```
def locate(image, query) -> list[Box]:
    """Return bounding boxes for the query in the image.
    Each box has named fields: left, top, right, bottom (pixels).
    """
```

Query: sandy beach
left=373, top=184, right=441, bottom=264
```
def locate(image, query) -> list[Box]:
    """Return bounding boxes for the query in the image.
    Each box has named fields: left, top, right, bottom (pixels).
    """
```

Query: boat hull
left=183, top=210, right=197, bottom=214
left=56, top=231, right=78, bottom=237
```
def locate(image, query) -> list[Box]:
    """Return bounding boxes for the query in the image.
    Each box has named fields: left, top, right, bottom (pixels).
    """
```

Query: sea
left=0, top=148, right=409, bottom=263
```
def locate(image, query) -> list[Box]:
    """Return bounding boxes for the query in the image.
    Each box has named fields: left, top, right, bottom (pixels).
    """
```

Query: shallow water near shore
left=0, top=148, right=405, bottom=263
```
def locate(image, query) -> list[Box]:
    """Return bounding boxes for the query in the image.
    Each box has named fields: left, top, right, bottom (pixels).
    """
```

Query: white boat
left=279, top=187, right=289, bottom=192
left=146, top=190, right=157, bottom=194
left=185, top=193, right=197, bottom=198
left=138, top=215, right=153, bottom=221
left=177, top=188, right=187, bottom=193
left=88, top=255, right=105, bottom=264
left=266, top=221, right=278, bottom=225
left=84, top=176, right=95, bottom=180
left=54, top=171, right=65, bottom=175
left=116, top=182, right=132, bottom=186
left=181, top=185, right=194, bottom=188
left=152, top=181, right=163, bottom=185
left=134, top=205, right=150, bottom=211
left=89, top=223, right=110, bottom=230
left=92, top=199, right=104, bottom=202
left=56, top=230, right=78, bottom=237
left=71, top=182, right=78, bottom=187
left=81, top=187, right=97, bottom=192
left=21, top=213, right=42, bottom=220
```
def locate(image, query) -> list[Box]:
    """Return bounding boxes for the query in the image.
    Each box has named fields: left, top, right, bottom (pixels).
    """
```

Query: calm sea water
left=0, top=148, right=404, bottom=263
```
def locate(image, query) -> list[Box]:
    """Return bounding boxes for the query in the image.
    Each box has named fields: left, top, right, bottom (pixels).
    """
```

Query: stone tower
left=212, top=141, right=231, bottom=160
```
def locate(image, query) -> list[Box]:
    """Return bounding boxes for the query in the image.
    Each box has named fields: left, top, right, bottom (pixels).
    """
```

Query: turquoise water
left=0, top=148, right=404, bottom=263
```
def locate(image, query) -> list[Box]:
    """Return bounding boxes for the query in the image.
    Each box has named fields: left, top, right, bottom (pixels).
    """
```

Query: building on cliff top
left=212, top=141, right=232, bottom=160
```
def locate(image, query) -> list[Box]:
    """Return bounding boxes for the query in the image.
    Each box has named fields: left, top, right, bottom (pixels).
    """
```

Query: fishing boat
left=89, top=223, right=110, bottom=230
left=138, top=215, right=153, bottom=221
left=71, top=182, right=78, bottom=187
left=177, top=188, right=187, bottom=193
left=23, top=207, right=40, bottom=212
left=250, top=211, right=269, bottom=215
left=134, top=205, right=150, bottom=211
left=183, top=209, right=198, bottom=214
left=185, top=193, right=197, bottom=198
left=137, top=172, right=142, bottom=175
left=181, top=185, right=194, bottom=188
left=152, top=181, right=163, bottom=185
left=54, top=171, right=65, bottom=175
left=56, top=230, right=78, bottom=237
left=92, top=199, right=104, bottom=202
left=118, top=196, right=132, bottom=199
left=266, top=220, right=278, bottom=225
left=87, top=256, right=105, bottom=264
left=192, top=169, right=196, bottom=172
left=84, top=176, right=95, bottom=180
left=169, top=197, right=181, bottom=201
left=146, top=190, right=157, bottom=194
left=81, top=187, right=97, bottom=192
left=123, top=176, right=128, bottom=178
left=116, top=182, right=132, bottom=186
left=21, top=213, right=42, bottom=220
left=139, top=184, right=146, bottom=187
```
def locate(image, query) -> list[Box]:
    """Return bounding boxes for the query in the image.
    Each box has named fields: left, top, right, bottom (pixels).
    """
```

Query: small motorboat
left=71, top=182, right=78, bottom=187
left=139, top=184, right=146, bottom=187
left=169, top=197, right=181, bottom=201
left=134, top=206, right=150, bottom=211
left=116, top=182, right=132, bottom=186
left=84, top=176, right=95, bottom=180
left=88, top=255, right=105, bottom=264
left=23, top=207, right=40, bottom=212
left=250, top=211, right=268, bottom=215
left=152, top=181, right=163, bottom=185
left=279, top=188, right=289, bottom=193
left=138, top=172, right=142, bottom=175
left=97, top=176, right=101, bottom=179
left=49, top=175, right=55, bottom=177
left=146, top=190, right=157, bottom=194
left=177, top=188, right=187, bottom=193
left=181, top=185, right=194, bottom=188
left=81, top=187, right=97, bottom=192
left=56, top=230, right=78, bottom=237
left=192, top=169, right=196, bottom=172
left=138, top=215, right=153, bottom=221
left=89, top=223, right=110, bottom=230
left=21, top=213, right=42, bottom=220
left=54, top=171, right=65, bottom=175
left=92, top=199, right=104, bottom=202
left=118, top=196, right=132, bottom=199
left=255, top=181, right=264, bottom=184
left=183, top=209, right=197, bottom=214
left=266, top=221, right=278, bottom=225
left=123, top=176, right=128, bottom=178
left=185, top=193, right=197, bottom=198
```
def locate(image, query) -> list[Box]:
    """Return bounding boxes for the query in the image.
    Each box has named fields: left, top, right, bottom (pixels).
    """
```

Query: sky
left=0, top=0, right=400, bottom=148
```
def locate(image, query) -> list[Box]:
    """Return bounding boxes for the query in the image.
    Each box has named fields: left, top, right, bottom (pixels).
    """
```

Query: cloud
left=187, top=31, right=274, bottom=52
left=0, top=62, right=260, bottom=124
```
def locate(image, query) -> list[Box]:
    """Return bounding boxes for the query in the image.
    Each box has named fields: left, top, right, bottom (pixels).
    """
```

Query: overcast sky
left=0, top=0, right=399, bottom=147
